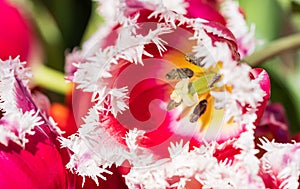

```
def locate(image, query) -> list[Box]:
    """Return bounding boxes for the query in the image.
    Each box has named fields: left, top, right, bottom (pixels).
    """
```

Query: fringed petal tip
left=0, top=57, right=36, bottom=147
left=258, top=138, right=300, bottom=189
left=0, top=57, right=60, bottom=147
left=250, top=68, right=271, bottom=126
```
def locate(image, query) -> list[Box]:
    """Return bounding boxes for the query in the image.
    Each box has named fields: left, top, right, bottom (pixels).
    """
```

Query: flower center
left=165, top=51, right=226, bottom=132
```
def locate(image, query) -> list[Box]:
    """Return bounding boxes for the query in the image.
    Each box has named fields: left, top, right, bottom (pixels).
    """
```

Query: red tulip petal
left=0, top=1, right=32, bottom=61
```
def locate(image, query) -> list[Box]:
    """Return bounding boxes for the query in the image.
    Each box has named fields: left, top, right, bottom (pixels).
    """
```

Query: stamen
left=184, top=53, right=205, bottom=67
left=166, top=99, right=181, bottom=111
left=165, top=68, right=194, bottom=80
left=189, top=99, right=208, bottom=123
left=0, top=108, right=3, bottom=119
left=0, top=98, right=4, bottom=119
left=208, top=74, right=221, bottom=88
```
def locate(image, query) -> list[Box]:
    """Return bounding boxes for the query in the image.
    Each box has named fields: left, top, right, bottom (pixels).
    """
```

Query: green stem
left=244, top=33, right=300, bottom=67
left=32, top=65, right=67, bottom=95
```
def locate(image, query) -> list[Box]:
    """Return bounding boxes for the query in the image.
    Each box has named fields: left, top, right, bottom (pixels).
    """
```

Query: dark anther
left=189, top=99, right=208, bottom=123
left=184, top=53, right=205, bottom=67
left=165, top=68, right=194, bottom=80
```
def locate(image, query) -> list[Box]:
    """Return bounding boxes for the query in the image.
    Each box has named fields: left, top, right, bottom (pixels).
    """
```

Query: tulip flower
left=60, top=0, right=299, bottom=188
left=0, top=57, right=74, bottom=189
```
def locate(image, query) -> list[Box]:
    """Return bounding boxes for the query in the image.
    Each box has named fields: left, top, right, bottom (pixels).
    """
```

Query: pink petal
left=250, top=68, right=271, bottom=126
left=258, top=141, right=300, bottom=189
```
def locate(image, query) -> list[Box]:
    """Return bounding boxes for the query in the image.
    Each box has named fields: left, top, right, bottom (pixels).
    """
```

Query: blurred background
left=1, top=0, right=299, bottom=135
left=1, top=0, right=299, bottom=188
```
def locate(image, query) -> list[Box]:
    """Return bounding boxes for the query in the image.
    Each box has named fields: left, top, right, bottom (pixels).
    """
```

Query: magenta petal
left=186, top=0, right=226, bottom=25
left=294, top=133, right=300, bottom=142
left=0, top=1, right=32, bottom=61
left=204, top=21, right=240, bottom=60
left=0, top=127, right=73, bottom=189
left=112, top=77, right=177, bottom=148
left=256, top=103, right=290, bottom=143
left=15, top=78, right=37, bottom=112
left=129, top=78, right=171, bottom=122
